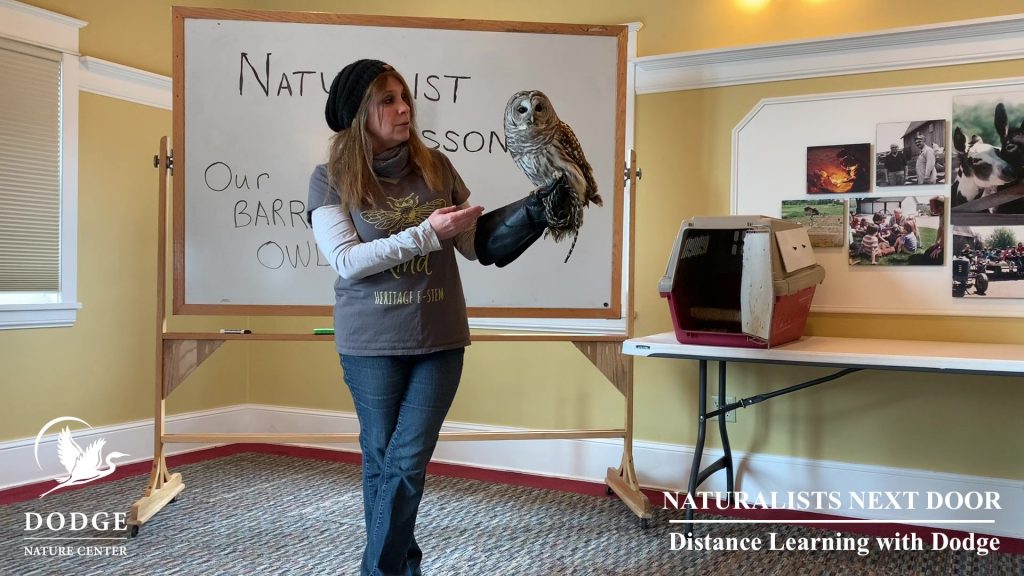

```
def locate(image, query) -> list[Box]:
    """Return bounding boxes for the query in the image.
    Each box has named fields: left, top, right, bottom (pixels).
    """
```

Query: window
left=0, top=3, right=83, bottom=329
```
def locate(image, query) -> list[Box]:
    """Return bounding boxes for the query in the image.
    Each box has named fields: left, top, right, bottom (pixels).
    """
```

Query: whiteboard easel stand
left=599, top=149, right=651, bottom=525
left=127, top=140, right=651, bottom=535
left=129, top=137, right=185, bottom=536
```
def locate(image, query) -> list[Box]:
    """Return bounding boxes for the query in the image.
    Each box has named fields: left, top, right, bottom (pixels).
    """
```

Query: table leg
left=684, top=359, right=709, bottom=535
left=718, top=361, right=734, bottom=500
left=680, top=361, right=861, bottom=535
left=684, top=360, right=737, bottom=535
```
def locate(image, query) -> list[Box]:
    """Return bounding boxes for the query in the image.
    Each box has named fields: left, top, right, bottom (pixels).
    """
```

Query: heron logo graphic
left=33, top=417, right=129, bottom=498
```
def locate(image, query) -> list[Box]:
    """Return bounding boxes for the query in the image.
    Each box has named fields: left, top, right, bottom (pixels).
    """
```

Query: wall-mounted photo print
left=876, top=120, right=946, bottom=187
left=950, top=92, right=1024, bottom=224
left=807, top=143, right=871, bottom=194
left=848, top=196, right=945, bottom=266
left=781, top=199, right=845, bottom=248
left=952, top=225, right=1024, bottom=298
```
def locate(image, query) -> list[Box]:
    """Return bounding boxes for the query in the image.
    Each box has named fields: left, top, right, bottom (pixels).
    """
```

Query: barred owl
left=504, top=90, right=601, bottom=246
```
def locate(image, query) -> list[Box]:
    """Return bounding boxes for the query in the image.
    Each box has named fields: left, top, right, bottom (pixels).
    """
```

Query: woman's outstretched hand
left=428, top=205, right=484, bottom=240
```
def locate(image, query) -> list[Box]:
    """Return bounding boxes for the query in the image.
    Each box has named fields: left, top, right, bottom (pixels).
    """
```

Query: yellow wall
left=0, top=92, right=248, bottom=433
left=4, top=1, right=1023, bottom=482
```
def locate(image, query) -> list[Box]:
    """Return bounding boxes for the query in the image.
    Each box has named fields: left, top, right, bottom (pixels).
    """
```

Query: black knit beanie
left=325, top=59, right=391, bottom=132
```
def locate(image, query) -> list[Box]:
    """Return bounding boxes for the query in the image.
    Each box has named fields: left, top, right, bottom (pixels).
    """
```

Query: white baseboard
left=5, top=404, right=1020, bottom=538
left=0, top=405, right=248, bottom=490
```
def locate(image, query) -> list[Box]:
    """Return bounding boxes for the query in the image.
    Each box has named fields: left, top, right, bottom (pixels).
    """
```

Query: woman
left=308, top=59, right=565, bottom=576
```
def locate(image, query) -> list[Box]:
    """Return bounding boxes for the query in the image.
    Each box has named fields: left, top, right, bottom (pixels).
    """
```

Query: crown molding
left=37, top=14, right=1024, bottom=109
left=635, top=14, right=1024, bottom=93
left=0, top=0, right=85, bottom=27
left=0, top=0, right=86, bottom=54
left=79, top=56, right=172, bottom=110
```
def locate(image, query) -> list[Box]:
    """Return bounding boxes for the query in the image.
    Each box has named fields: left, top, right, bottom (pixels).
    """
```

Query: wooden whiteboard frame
left=171, top=8, right=627, bottom=318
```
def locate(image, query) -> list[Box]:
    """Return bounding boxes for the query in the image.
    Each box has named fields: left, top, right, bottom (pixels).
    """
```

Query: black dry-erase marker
left=219, top=329, right=252, bottom=335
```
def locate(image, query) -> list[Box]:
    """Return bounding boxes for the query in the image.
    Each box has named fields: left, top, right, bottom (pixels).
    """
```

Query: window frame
left=0, top=2, right=85, bottom=329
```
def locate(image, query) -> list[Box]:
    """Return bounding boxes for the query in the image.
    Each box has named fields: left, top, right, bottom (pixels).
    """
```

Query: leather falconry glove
left=475, top=175, right=572, bottom=268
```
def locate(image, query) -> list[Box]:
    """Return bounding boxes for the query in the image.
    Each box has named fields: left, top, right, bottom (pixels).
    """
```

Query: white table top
left=623, top=332, right=1024, bottom=375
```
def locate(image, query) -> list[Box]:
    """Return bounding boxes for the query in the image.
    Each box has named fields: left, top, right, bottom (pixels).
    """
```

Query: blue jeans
left=340, top=348, right=464, bottom=576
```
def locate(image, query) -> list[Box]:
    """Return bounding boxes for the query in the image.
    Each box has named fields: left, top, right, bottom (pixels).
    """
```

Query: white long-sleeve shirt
left=311, top=202, right=476, bottom=280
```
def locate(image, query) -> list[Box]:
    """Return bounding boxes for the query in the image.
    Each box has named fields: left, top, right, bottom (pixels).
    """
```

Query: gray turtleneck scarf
left=372, top=144, right=413, bottom=181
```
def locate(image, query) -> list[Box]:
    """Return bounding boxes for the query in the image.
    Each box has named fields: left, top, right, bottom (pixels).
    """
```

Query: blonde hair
left=326, top=70, right=443, bottom=209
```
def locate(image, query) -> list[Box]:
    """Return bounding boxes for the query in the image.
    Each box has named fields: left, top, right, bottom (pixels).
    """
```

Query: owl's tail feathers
left=541, top=178, right=586, bottom=263
left=562, top=230, right=580, bottom=264
left=590, top=193, right=604, bottom=207
left=543, top=182, right=582, bottom=244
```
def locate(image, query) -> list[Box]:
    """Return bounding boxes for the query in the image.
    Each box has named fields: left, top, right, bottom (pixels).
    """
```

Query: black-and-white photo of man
left=882, top=143, right=906, bottom=186
left=876, top=120, right=945, bottom=187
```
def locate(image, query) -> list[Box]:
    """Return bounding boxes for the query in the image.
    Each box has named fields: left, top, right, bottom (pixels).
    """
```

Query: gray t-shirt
left=307, top=150, right=471, bottom=356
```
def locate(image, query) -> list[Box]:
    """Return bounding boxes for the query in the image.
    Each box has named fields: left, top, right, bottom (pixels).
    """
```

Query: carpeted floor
left=1, top=446, right=1021, bottom=575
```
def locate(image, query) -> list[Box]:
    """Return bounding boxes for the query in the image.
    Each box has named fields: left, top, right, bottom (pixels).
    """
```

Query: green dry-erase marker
left=313, top=328, right=334, bottom=335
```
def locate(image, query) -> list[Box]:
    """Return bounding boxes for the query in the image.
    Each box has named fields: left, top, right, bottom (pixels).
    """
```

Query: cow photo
left=950, top=92, right=1024, bottom=225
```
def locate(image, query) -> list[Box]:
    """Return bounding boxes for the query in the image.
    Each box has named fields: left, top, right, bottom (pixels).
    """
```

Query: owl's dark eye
left=536, top=104, right=544, bottom=113
left=517, top=105, right=528, bottom=114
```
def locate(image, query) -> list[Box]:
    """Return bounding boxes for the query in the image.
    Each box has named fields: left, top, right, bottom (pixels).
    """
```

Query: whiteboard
left=733, top=76, right=1024, bottom=317
left=172, top=9, right=625, bottom=317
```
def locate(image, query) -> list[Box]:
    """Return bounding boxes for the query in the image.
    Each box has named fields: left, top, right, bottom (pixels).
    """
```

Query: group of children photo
left=848, top=197, right=944, bottom=266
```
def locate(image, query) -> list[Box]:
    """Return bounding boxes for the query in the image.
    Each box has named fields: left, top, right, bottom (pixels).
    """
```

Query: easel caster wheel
left=170, top=496, right=180, bottom=504
left=638, top=518, right=650, bottom=530
left=605, top=486, right=613, bottom=496
left=128, top=524, right=140, bottom=538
